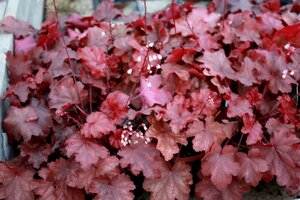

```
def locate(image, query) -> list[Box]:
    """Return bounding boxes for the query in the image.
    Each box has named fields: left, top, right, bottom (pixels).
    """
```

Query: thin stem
left=65, top=113, right=82, bottom=127
left=75, top=104, right=88, bottom=117
left=171, top=0, right=182, bottom=47
left=237, top=133, right=244, bottom=150
left=52, top=0, right=85, bottom=109
left=126, top=48, right=150, bottom=106
left=176, top=153, right=205, bottom=163
left=89, top=86, right=93, bottom=113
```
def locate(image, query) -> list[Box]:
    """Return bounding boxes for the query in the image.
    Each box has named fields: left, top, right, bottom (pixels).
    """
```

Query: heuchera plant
left=0, top=0, right=300, bottom=199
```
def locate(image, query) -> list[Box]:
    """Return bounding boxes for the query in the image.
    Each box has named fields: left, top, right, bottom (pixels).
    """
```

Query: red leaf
left=30, top=99, right=53, bottom=137
left=195, top=176, right=250, bottom=200
left=165, top=95, right=193, bottom=134
left=67, top=156, right=120, bottom=189
left=265, top=118, right=295, bottom=135
left=0, top=16, right=34, bottom=37
left=255, top=130, right=300, bottom=190
left=81, top=112, right=115, bottom=138
left=236, top=57, right=260, bottom=86
left=65, top=134, right=109, bottom=169
left=0, top=163, right=37, bottom=200
left=273, top=23, right=300, bottom=49
left=278, top=95, right=300, bottom=125
left=143, top=161, right=193, bottom=200
left=226, top=92, right=253, bottom=118
left=139, top=75, right=172, bottom=108
left=6, top=51, right=32, bottom=84
left=49, top=77, right=88, bottom=111
left=78, top=46, right=108, bottom=78
left=100, top=91, right=129, bottom=124
left=118, top=142, right=162, bottom=178
left=4, top=79, right=36, bottom=103
left=255, top=50, right=296, bottom=94
left=146, top=117, right=187, bottom=161
left=88, top=174, right=135, bottom=200
left=241, top=115, right=263, bottom=145
left=197, top=49, right=236, bottom=79
left=187, top=117, right=233, bottom=152
left=48, top=48, right=76, bottom=78
left=161, top=63, right=190, bottom=81
left=3, top=106, right=42, bottom=142
left=37, top=159, right=85, bottom=200
left=86, top=26, right=108, bottom=51
left=237, top=149, right=268, bottom=186
left=171, top=7, right=220, bottom=36
left=20, top=139, right=52, bottom=168
left=201, top=145, right=240, bottom=189
left=190, top=88, right=222, bottom=117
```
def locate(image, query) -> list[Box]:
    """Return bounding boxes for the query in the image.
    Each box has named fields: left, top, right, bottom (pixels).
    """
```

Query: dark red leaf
left=65, top=134, right=109, bottom=169
left=6, top=51, right=32, bottom=84
left=49, top=77, right=88, bottom=111
left=88, top=174, right=135, bottom=200
left=0, top=163, right=37, bottom=200
left=146, top=116, right=187, bottom=161
left=100, top=91, right=129, bottom=124
left=118, top=142, right=162, bottom=179
left=20, top=139, right=52, bottom=168
left=195, top=176, right=250, bottom=200
left=3, top=106, right=42, bottom=142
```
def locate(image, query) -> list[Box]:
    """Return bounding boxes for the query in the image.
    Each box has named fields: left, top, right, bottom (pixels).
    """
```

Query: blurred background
left=45, top=0, right=209, bottom=16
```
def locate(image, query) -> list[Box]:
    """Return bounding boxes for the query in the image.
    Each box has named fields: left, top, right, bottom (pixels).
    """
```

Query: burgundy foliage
left=0, top=0, right=300, bottom=199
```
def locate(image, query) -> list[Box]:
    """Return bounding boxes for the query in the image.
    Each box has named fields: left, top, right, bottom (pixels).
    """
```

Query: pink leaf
left=143, top=161, right=193, bottom=200
left=78, top=46, right=108, bottom=78
left=201, top=145, right=240, bottom=189
left=81, top=112, right=115, bottom=138
left=14, top=35, right=36, bottom=54
left=242, top=115, right=263, bottom=145
left=197, top=49, right=236, bottom=79
left=139, top=75, right=172, bottom=107
left=255, top=130, right=300, bottom=191
left=187, top=117, right=231, bottom=152
left=237, top=149, right=268, bottom=186
left=190, top=88, right=222, bottom=117
left=226, top=93, right=253, bottom=118
left=165, top=95, right=193, bottom=134
left=0, top=16, right=34, bottom=37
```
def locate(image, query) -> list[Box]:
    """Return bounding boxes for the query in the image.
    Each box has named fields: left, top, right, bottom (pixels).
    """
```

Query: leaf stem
left=176, top=153, right=205, bottom=163
left=52, top=0, right=85, bottom=110
left=75, top=104, right=88, bottom=117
